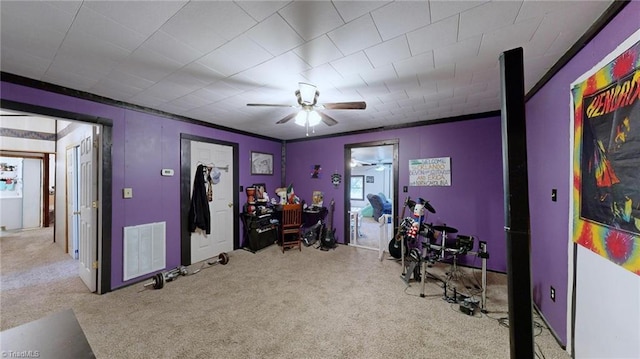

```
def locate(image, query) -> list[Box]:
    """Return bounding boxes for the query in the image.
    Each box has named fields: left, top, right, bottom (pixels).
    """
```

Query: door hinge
left=92, top=261, right=99, bottom=269
left=92, top=201, right=98, bottom=208
left=93, top=138, right=99, bottom=148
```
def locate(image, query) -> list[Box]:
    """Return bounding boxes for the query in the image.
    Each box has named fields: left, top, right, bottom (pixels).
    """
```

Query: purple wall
left=526, top=1, right=640, bottom=345
left=286, top=116, right=507, bottom=272
left=0, top=81, right=283, bottom=289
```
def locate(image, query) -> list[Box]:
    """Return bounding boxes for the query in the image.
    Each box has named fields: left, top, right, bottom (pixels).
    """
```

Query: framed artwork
left=366, top=176, right=374, bottom=183
left=251, top=151, right=273, bottom=175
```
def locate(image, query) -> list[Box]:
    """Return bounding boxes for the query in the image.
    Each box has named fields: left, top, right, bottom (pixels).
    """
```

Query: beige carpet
left=1, top=227, right=569, bottom=359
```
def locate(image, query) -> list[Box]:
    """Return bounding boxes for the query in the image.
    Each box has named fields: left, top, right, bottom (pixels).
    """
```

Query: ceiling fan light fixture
left=298, top=82, right=318, bottom=105
left=375, top=165, right=385, bottom=171
left=294, top=110, right=307, bottom=126
left=307, top=110, right=321, bottom=126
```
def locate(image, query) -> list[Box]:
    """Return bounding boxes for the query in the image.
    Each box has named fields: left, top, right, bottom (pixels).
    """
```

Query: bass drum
left=388, top=237, right=408, bottom=259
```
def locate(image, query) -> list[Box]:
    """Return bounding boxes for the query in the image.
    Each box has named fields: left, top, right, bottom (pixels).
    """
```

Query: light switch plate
left=123, top=188, right=133, bottom=199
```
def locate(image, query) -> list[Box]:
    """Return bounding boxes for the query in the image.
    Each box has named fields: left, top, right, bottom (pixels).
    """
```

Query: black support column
left=499, top=47, right=534, bottom=359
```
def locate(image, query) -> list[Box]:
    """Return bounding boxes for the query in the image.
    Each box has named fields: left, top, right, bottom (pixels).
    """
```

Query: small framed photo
left=251, top=151, right=273, bottom=175
left=366, top=176, right=374, bottom=183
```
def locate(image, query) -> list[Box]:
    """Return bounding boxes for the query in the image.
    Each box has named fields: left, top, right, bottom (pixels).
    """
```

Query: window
left=350, top=175, right=364, bottom=200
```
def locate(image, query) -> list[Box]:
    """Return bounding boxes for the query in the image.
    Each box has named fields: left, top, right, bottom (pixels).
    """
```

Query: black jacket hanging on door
left=188, top=164, right=210, bottom=234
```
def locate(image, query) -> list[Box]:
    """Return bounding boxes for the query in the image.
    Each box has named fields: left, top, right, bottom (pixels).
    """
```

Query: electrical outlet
left=550, top=286, right=556, bottom=302
left=551, top=189, right=557, bottom=202
left=403, top=186, right=408, bottom=193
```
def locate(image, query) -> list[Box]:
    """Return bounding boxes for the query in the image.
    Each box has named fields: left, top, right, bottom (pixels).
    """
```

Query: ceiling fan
left=247, top=82, right=366, bottom=134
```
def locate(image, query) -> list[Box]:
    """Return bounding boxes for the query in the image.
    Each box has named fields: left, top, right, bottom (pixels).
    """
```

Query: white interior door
left=79, top=127, right=98, bottom=292
left=22, top=158, right=42, bottom=229
left=66, top=146, right=80, bottom=259
left=190, top=141, right=234, bottom=263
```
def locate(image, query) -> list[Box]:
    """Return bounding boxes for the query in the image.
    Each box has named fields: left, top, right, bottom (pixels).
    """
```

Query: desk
left=241, top=207, right=327, bottom=252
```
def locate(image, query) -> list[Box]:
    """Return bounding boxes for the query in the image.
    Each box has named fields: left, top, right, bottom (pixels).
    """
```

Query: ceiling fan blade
left=247, top=103, right=295, bottom=108
left=321, top=101, right=366, bottom=110
left=276, top=112, right=297, bottom=124
left=318, top=112, right=338, bottom=126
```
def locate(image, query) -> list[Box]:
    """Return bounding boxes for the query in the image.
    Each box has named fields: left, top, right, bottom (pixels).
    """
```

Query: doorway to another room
left=0, top=108, right=104, bottom=293
left=344, top=141, right=398, bottom=252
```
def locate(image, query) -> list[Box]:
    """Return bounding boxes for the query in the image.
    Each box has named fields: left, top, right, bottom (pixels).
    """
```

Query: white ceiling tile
left=0, top=15, right=67, bottom=61
left=278, top=1, right=344, bottom=41
left=245, top=14, right=305, bottom=56
left=357, top=84, right=390, bottom=98
left=417, top=64, right=455, bottom=84
left=385, top=75, right=420, bottom=93
left=139, top=31, right=204, bottom=66
left=378, top=90, right=408, bottom=103
left=235, top=1, right=291, bottom=22
left=0, top=1, right=76, bottom=34
left=104, top=70, right=155, bottom=91
left=333, top=1, right=391, bottom=22
left=162, top=70, right=210, bottom=92
left=453, top=82, right=487, bottom=97
left=180, top=63, right=226, bottom=86
left=544, top=31, right=581, bottom=57
left=173, top=95, right=211, bottom=111
left=364, top=36, right=410, bottom=68
left=406, top=15, right=459, bottom=55
left=301, top=64, right=344, bottom=88
left=433, top=35, right=481, bottom=67
left=71, top=6, right=147, bottom=52
left=238, top=51, right=311, bottom=87
left=142, top=80, right=194, bottom=102
left=359, top=65, right=398, bottom=86
left=479, top=17, right=542, bottom=57
left=458, top=1, right=522, bottom=40
left=160, top=2, right=256, bottom=53
left=371, top=1, right=430, bottom=41
left=91, top=78, right=143, bottom=100
left=60, top=30, right=132, bottom=64
left=514, top=0, right=572, bottom=23
left=42, top=69, right=100, bottom=91
left=393, top=52, right=435, bottom=78
left=330, top=52, right=374, bottom=77
left=429, top=1, right=487, bottom=23
left=328, top=14, right=382, bottom=56
left=293, top=36, right=344, bottom=67
left=0, top=47, right=50, bottom=80
left=84, top=1, right=186, bottom=36
left=129, top=92, right=167, bottom=109
left=116, top=47, right=183, bottom=82
left=197, top=36, right=273, bottom=77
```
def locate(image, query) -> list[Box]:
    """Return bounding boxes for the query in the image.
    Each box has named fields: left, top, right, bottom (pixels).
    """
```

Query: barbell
left=143, top=252, right=229, bottom=289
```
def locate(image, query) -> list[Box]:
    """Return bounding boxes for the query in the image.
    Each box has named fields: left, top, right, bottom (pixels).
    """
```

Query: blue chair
left=366, top=193, right=392, bottom=221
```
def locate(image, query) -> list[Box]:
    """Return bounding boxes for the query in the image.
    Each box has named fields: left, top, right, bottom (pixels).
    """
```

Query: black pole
left=499, top=47, right=534, bottom=359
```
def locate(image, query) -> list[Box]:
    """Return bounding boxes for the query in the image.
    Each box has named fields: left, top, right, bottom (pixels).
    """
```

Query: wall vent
left=123, top=222, right=166, bottom=281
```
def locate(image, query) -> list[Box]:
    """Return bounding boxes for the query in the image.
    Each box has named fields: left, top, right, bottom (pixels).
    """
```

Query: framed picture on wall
left=251, top=151, right=273, bottom=175
left=365, top=176, right=374, bottom=183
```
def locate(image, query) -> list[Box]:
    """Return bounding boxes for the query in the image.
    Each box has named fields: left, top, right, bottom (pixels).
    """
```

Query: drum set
left=390, top=197, right=489, bottom=312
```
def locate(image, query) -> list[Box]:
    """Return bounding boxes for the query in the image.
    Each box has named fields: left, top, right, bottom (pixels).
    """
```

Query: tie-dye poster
left=571, top=32, right=640, bottom=275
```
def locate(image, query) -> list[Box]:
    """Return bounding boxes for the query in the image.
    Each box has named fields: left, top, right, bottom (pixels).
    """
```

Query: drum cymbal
left=424, top=201, right=436, bottom=213
left=432, top=225, right=458, bottom=233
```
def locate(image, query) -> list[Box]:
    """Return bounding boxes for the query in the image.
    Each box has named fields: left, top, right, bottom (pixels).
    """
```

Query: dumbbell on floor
left=207, top=252, right=229, bottom=266
left=143, top=266, right=188, bottom=290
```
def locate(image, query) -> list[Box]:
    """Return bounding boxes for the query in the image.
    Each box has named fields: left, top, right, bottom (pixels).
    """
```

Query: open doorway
left=0, top=108, right=103, bottom=293
left=344, top=140, right=398, bottom=251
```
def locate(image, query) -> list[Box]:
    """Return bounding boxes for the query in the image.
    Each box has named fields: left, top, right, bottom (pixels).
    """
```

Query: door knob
left=228, top=202, right=233, bottom=208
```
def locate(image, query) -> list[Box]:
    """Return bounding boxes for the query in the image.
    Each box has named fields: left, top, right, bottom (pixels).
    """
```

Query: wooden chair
left=280, top=204, right=303, bottom=252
